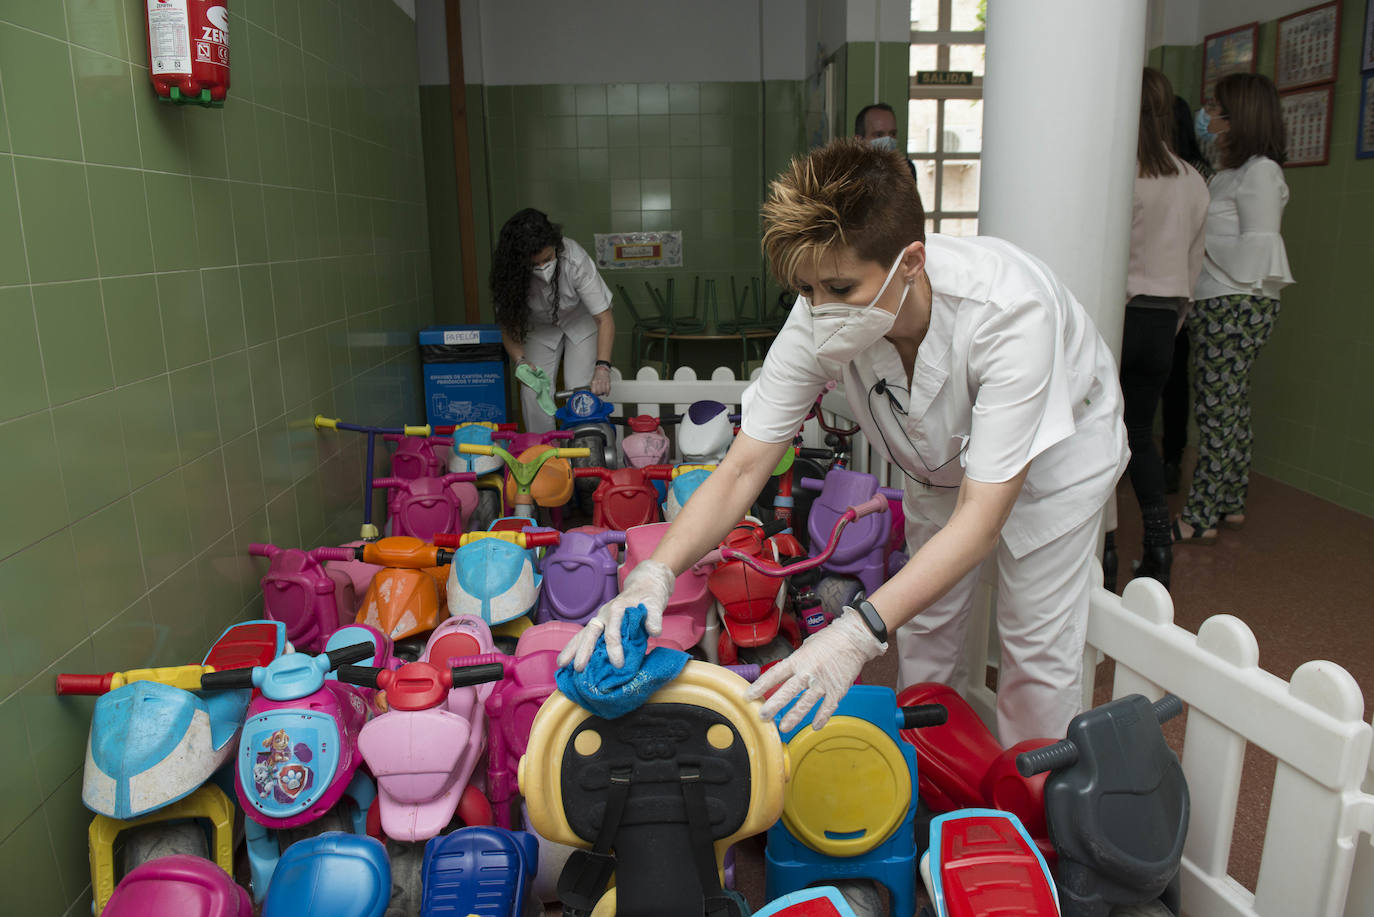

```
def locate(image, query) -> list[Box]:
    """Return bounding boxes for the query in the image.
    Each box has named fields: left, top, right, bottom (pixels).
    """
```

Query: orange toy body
left=504, top=446, right=577, bottom=509
left=354, top=536, right=452, bottom=642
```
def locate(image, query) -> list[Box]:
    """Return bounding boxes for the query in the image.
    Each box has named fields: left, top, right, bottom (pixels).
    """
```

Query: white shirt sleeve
left=564, top=240, right=612, bottom=316
left=739, top=304, right=831, bottom=445
left=1205, top=157, right=1293, bottom=293
left=963, top=296, right=1073, bottom=484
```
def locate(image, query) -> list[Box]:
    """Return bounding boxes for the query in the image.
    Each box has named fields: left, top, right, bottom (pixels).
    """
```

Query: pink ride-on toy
left=373, top=472, right=479, bottom=542
left=621, top=521, right=720, bottom=662
left=251, top=543, right=358, bottom=654
left=384, top=431, right=447, bottom=480
left=339, top=653, right=507, bottom=842
left=102, top=854, right=251, bottom=917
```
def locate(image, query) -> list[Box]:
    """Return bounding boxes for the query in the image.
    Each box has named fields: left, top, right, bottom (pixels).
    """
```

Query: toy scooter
left=1016, top=693, right=1189, bottom=917
left=573, top=464, right=672, bottom=530
left=434, top=529, right=561, bottom=627
left=920, top=809, right=1059, bottom=917
left=250, top=543, right=358, bottom=653
left=457, top=441, right=590, bottom=522
left=555, top=388, right=621, bottom=502
left=338, top=653, right=507, bottom=841
left=444, top=422, right=510, bottom=530
left=317, top=537, right=454, bottom=656
left=896, top=682, right=1057, bottom=866
left=674, top=400, right=741, bottom=463
left=537, top=528, right=627, bottom=625
left=663, top=463, right=717, bottom=521
left=620, top=414, right=671, bottom=468
left=798, top=470, right=903, bottom=614
left=384, top=431, right=447, bottom=481
left=421, top=826, right=541, bottom=917
left=102, top=854, right=252, bottom=917
left=314, top=415, right=432, bottom=539
left=57, top=621, right=287, bottom=912
left=261, top=833, right=391, bottom=917
left=373, top=472, right=479, bottom=542
left=704, top=520, right=804, bottom=666
left=198, top=641, right=382, bottom=899
left=621, top=521, right=720, bottom=662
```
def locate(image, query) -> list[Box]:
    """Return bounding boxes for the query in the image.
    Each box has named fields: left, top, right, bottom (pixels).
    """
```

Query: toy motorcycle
left=318, top=537, right=455, bottom=657
left=555, top=387, right=621, bottom=506
left=457, top=440, right=590, bottom=523
left=102, top=854, right=252, bottom=917
left=373, top=472, right=479, bottom=542
left=251, top=542, right=357, bottom=653
left=663, top=463, right=717, bottom=521
left=622, top=521, right=719, bottom=662
left=198, top=641, right=383, bottom=898
left=572, top=463, right=671, bottom=531
left=704, top=519, right=804, bottom=666
left=674, top=400, right=741, bottom=463
left=435, top=529, right=561, bottom=628
left=537, top=528, right=627, bottom=625
left=798, top=471, right=902, bottom=615
left=261, top=832, right=391, bottom=917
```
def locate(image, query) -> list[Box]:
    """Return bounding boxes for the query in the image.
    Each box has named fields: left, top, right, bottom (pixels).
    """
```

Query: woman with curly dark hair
left=491, top=209, right=616, bottom=431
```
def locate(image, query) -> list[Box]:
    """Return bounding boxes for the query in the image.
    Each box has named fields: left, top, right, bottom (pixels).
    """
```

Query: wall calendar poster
left=1281, top=86, right=1334, bottom=167
left=1275, top=2, right=1342, bottom=91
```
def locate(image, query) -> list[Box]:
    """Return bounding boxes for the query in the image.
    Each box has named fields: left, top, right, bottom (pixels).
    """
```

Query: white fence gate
left=608, top=366, right=1374, bottom=917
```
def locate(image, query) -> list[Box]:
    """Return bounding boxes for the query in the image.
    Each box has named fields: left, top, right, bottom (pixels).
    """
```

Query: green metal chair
left=617, top=283, right=671, bottom=375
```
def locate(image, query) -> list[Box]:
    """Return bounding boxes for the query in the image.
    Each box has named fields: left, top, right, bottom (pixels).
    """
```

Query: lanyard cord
left=866, top=378, right=965, bottom=489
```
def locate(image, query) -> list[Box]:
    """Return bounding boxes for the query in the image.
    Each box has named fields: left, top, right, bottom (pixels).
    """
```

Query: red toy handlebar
left=55, top=673, right=114, bottom=695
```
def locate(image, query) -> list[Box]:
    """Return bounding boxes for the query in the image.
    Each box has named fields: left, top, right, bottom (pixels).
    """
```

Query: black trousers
left=1120, top=304, right=1179, bottom=518
left=1161, top=330, right=1189, bottom=465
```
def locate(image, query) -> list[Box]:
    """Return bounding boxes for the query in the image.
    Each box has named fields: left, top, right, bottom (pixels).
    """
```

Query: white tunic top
left=740, top=234, right=1128, bottom=559
left=524, top=238, right=613, bottom=346
left=1194, top=155, right=1294, bottom=301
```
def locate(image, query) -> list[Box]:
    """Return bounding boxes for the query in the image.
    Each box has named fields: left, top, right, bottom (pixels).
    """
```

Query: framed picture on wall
left=1280, top=85, right=1333, bottom=167
left=1358, top=73, right=1374, bottom=159
left=1363, top=0, right=1374, bottom=71
left=1275, top=2, right=1341, bottom=91
left=1202, top=22, right=1258, bottom=106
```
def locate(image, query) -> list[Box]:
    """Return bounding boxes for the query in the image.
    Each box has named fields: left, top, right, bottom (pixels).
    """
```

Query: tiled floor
left=596, top=465, right=1373, bottom=916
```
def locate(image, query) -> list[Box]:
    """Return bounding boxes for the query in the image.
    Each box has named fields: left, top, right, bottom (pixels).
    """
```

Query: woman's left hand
left=590, top=364, right=612, bottom=396
left=746, top=607, right=886, bottom=731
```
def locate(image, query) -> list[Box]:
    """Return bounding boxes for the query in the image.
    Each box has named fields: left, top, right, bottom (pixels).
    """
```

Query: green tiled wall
left=0, top=2, right=431, bottom=912
left=1150, top=0, right=1374, bottom=519
left=421, top=78, right=813, bottom=371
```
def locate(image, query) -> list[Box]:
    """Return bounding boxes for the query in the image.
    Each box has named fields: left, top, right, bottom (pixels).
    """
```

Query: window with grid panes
left=909, top=0, right=984, bottom=236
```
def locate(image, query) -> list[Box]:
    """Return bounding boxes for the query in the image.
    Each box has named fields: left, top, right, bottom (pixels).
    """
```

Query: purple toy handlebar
left=696, top=495, right=890, bottom=575
left=798, top=477, right=903, bottom=502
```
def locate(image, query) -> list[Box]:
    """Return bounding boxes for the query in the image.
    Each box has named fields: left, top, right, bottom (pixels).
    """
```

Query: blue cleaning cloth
left=556, top=604, right=689, bottom=720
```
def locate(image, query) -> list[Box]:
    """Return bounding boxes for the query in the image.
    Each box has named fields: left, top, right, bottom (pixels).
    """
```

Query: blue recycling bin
left=419, top=325, right=509, bottom=426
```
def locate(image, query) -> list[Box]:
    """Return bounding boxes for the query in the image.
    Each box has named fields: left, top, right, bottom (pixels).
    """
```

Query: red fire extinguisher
left=145, top=1, right=230, bottom=106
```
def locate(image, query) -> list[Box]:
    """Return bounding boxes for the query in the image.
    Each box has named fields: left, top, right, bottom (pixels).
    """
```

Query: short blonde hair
left=761, top=138, right=925, bottom=290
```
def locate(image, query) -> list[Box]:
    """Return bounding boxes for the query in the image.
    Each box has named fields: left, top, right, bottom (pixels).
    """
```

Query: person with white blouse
left=561, top=140, right=1128, bottom=745
left=1174, top=74, right=1294, bottom=545
left=490, top=209, right=616, bottom=432
left=1114, top=68, right=1209, bottom=589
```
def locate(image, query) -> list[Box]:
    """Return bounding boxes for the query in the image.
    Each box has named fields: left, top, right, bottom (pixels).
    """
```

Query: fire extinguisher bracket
left=166, top=86, right=223, bottom=108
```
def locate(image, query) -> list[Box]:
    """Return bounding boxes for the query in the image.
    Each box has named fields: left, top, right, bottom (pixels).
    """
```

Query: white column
left=979, top=0, right=1148, bottom=360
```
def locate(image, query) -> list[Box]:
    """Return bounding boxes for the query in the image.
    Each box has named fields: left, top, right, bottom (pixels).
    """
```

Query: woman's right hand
left=557, top=559, right=677, bottom=671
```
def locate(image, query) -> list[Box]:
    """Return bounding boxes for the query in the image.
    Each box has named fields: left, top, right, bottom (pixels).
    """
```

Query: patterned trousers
left=1181, top=294, right=1280, bottom=531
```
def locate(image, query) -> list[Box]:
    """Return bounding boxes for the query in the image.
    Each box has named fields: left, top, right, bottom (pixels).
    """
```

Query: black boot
left=1134, top=505, right=1173, bottom=590
left=1102, top=531, right=1118, bottom=593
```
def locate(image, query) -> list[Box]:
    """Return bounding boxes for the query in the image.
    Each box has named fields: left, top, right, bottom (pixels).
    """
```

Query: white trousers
left=895, top=510, right=1098, bottom=745
left=519, top=329, right=597, bottom=433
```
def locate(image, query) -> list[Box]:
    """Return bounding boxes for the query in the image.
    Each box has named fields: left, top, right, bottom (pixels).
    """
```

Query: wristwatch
left=853, top=599, right=888, bottom=644
left=595, top=359, right=613, bottom=369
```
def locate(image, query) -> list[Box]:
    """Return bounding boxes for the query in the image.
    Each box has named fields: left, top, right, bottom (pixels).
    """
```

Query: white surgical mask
left=869, top=136, right=899, bottom=153
left=534, top=260, right=557, bottom=282
left=809, top=253, right=910, bottom=364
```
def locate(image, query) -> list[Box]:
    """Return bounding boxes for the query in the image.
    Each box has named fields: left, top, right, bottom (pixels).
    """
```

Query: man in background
left=855, top=102, right=918, bottom=185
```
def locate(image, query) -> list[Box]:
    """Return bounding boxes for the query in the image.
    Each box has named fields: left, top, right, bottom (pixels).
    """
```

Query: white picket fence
left=608, top=365, right=1374, bottom=917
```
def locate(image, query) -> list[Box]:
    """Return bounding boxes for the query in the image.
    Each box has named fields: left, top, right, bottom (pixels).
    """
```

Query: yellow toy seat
left=520, top=661, right=788, bottom=917
left=89, top=783, right=236, bottom=913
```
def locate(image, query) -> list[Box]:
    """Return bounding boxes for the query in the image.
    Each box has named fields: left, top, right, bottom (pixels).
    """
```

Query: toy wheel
left=120, top=822, right=209, bottom=876
left=739, top=635, right=795, bottom=667
left=384, top=839, right=424, bottom=917
left=816, top=575, right=864, bottom=621
left=819, top=879, right=885, bottom=917
left=1112, top=902, right=1177, bottom=917
left=469, top=488, right=503, bottom=532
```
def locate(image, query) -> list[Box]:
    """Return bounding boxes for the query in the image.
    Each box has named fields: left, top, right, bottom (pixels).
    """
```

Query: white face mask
left=533, top=259, right=557, bottom=282
left=809, top=253, right=910, bottom=364
left=869, top=135, right=899, bottom=153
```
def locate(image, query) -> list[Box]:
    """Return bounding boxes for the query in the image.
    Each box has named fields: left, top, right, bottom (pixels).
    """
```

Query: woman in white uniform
left=561, top=141, right=1127, bottom=745
left=491, top=209, right=616, bottom=433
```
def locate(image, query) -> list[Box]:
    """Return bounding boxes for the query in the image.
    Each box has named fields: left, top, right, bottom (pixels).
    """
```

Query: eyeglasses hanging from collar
left=866, top=378, right=968, bottom=489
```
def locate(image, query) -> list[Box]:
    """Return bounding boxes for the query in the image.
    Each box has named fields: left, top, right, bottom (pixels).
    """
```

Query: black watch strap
left=595, top=359, right=613, bottom=369
left=854, top=599, right=888, bottom=644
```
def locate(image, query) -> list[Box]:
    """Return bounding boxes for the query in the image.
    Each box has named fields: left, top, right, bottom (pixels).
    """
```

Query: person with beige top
left=1114, top=68, right=1208, bottom=589
left=1174, top=73, right=1294, bottom=546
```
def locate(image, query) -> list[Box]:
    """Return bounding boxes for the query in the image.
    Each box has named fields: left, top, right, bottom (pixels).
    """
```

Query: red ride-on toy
left=708, top=519, right=805, bottom=666
left=574, top=464, right=673, bottom=531
left=896, top=682, right=1057, bottom=868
